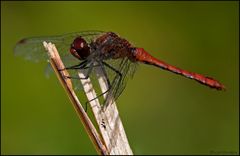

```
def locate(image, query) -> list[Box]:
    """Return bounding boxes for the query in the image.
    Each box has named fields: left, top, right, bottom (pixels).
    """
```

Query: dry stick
left=43, top=41, right=133, bottom=155
left=79, top=66, right=133, bottom=155
left=96, top=68, right=133, bottom=155
left=42, top=42, right=108, bottom=155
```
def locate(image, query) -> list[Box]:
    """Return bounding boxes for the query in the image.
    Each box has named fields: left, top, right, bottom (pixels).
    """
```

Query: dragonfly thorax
left=93, top=32, right=135, bottom=61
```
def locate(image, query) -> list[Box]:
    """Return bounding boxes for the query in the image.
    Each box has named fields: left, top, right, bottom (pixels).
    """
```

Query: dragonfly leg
left=84, top=62, right=112, bottom=112
left=82, top=64, right=101, bottom=69
left=84, top=62, right=123, bottom=112
left=101, top=61, right=123, bottom=110
left=102, top=76, right=123, bottom=111
left=63, top=61, right=101, bottom=71
left=69, top=62, right=125, bottom=108
left=84, top=85, right=112, bottom=112
left=102, top=61, right=122, bottom=77
left=59, top=60, right=88, bottom=71
left=64, top=63, right=94, bottom=79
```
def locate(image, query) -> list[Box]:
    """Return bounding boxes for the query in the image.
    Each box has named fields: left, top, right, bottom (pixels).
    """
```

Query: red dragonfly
left=15, top=31, right=225, bottom=106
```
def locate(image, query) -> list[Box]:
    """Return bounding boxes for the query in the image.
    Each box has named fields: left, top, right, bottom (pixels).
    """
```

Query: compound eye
left=70, top=36, right=90, bottom=60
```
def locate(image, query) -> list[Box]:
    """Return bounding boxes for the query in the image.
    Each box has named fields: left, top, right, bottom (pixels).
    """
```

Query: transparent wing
left=15, top=31, right=105, bottom=92
left=14, top=31, right=105, bottom=65
left=15, top=31, right=136, bottom=105
left=103, top=57, right=138, bottom=105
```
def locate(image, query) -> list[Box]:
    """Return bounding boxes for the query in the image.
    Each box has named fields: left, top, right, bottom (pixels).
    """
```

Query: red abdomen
left=133, top=48, right=225, bottom=90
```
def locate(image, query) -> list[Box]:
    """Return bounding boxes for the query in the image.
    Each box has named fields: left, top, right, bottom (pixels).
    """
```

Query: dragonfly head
left=70, top=36, right=90, bottom=60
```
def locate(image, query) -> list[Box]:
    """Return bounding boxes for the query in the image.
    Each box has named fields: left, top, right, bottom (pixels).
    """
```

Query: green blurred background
left=1, top=1, right=239, bottom=155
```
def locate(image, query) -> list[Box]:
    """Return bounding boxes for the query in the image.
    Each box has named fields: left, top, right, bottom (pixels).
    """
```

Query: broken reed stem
left=43, top=41, right=133, bottom=155
left=43, top=42, right=108, bottom=155
left=95, top=68, right=133, bottom=155
left=79, top=68, right=133, bottom=155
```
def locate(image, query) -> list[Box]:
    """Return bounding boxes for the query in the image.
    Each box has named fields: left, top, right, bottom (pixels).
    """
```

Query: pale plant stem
left=43, top=41, right=133, bottom=155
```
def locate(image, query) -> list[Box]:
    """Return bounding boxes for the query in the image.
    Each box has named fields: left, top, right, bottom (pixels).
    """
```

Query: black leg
left=102, top=61, right=123, bottom=109
left=82, top=64, right=101, bottom=69
left=102, top=61, right=122, bottom=77
left=58, top=60, right=88, bottom=72
left=98, top=62, right=111, bottom=88
left=102, top=61, right=123, bottom=98
left=69, top=61, right=122, bottom=112
left=84, top=86, right=112, bottom=112
left=65, top=63, right=94, bottom=80
left=64, top=62, right=101, bottom=71
left=65, top=60, right=88, bottom=70
left=84, top=62, right=113, bottom=112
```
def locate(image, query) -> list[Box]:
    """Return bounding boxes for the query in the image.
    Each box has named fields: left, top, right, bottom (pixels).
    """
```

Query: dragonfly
left=14, top=31, right=225, bottom=108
